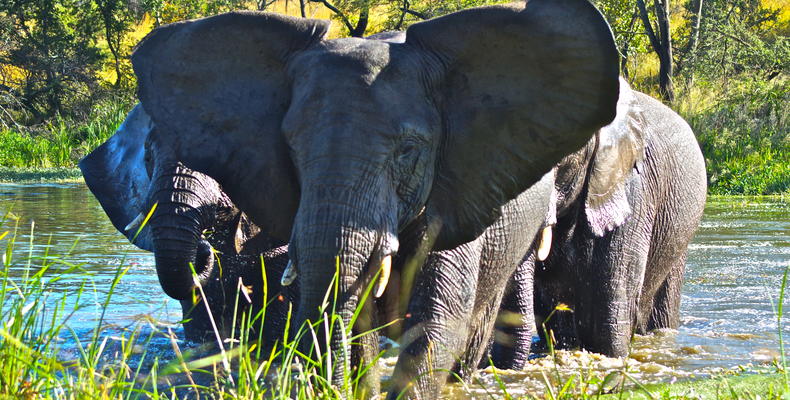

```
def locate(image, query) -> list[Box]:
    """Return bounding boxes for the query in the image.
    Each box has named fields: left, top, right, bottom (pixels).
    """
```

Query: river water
left=1, top=183, right=788, bottom=395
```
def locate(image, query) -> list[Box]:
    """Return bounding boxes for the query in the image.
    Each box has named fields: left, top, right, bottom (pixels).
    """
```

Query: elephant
left=491, top=79, right=707, bottom=369
left=79, top=104, right=296, bottom=345
left=128, top=0, right=621, bottom=398
left=80, top=103, right=552, bottom=385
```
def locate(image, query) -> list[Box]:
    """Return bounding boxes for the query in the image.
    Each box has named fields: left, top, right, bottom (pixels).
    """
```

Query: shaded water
left=1, top=184, right=788, bottom=394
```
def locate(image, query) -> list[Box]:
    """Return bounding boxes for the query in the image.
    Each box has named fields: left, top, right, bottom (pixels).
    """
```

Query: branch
left=677, top=0, right=703, bottom=73
left=711, top=27, right=753, bottom=48
left=257, top=0, right=277, bottom=10
left=399, top=7, right=429, bottom=20
left=310, top=0, right=355, bottom=33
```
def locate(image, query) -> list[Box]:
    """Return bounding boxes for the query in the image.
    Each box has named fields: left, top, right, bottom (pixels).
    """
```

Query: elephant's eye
left=395, top=137, right=427, bottom=202
left=398, top=142, right=418, bottom=164
left=396, top=135, right=424, bottom=167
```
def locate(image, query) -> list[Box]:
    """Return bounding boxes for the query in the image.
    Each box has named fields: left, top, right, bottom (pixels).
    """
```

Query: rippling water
left=0, top=183, right=181, bottom=337
left=680, top=198, right=790, bottom=369
left=1, top=184, right=788, bottom=395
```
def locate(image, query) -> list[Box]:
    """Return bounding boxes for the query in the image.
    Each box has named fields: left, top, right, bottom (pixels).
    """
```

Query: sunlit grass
left=0, top=100, right=131, bottom=169
left=677, top=77, right=789, bottom=195
left=0, top=209, right=393, bottom=399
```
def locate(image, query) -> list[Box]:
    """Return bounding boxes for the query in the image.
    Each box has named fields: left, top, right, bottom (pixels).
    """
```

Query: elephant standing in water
left=80, top=105, right=296, bottom=345
left=492, top=79, right=707, bottom=369
left=129, top=0, right=621, bottom=398
left=80, top=103, right=557, bottom=374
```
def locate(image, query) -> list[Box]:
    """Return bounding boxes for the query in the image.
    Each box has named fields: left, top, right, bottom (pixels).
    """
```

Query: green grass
left=0, top=210, right=395, bottom=399
left=600, top=372, right=788, bottom=399
left=677, top=77, right=790, bottom=195
left=0, top=209, right=788, bottom=399
left=0, top=100, right=130, bottom=169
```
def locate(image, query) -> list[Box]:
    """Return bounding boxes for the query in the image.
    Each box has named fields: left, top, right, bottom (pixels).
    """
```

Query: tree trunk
left=654, top=0, right=674, bottom=101
left=637, top=0, right=675, bottom=101
left=350, top=7, right=369, bottom=37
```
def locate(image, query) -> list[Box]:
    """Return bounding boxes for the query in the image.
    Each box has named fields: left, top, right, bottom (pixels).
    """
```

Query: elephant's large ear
left=585, top=82, right=645, bottom=236
left=406, top=0, right=620, bottom=249
left=131, top=12, right=329, bottom=240
left=79, top=104, right=154, bottom=251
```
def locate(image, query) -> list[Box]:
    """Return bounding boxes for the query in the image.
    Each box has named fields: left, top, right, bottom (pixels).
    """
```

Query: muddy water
left=1, top=184, right=788, bottom=395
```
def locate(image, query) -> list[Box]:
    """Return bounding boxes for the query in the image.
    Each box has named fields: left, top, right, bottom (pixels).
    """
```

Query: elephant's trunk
left=149, top=163, right=219, bottom=300
left=291, top=180, right=396, bottom=393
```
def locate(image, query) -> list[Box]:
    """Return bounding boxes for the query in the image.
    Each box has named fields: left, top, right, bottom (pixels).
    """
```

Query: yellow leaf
left=554, top=303, right=573, bottom=312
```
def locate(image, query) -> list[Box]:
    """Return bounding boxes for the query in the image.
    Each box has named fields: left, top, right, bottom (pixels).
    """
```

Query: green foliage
left=95, top=0, right=141, bottom=89
left=0, top=0, right=787, bottom=195
left=677, top=0, right=789, bottom=81
left=680, top=78, right=789, bottom=195
left=591, top=0, right=649, bottom=74
left=0, top=0, right=104, bottom=122
left=144, top=0, right=249, bottom=25
left=378, top=0, right=509, bottom=31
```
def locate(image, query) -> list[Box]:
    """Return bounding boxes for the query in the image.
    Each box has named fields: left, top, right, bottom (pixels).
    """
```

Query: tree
left=141, top=0, right=248, bottom=26
left=637, top=0, right=675, bottom=101
left=680, top=0, right=789, bottom=82
left=0, top=0, right=103, bottom=122
left=593, top=0, right=648, bottom=78
left=95, top=0, right=136, bottom=88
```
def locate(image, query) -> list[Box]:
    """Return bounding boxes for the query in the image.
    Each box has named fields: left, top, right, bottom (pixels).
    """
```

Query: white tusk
left=374, top=255, right=392, bottom=298
left=124, top=212, right=145, bottom=232
left=281, top=260, right=297, bottom=287
left=537, top=225, right=553, bottom=261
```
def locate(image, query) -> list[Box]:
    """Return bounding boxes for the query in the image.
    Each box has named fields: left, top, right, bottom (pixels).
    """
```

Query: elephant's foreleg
left=387, top=244, right=481, bottom=400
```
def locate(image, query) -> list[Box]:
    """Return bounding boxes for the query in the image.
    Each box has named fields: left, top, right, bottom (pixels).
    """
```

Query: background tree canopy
left=0, top=0, right=787, bottom=194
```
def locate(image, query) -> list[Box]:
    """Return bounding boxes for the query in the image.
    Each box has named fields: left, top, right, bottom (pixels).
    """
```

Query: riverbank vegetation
left=0, top=211, right=788, bottom=399
left=0, top=0, right=787, bottom=193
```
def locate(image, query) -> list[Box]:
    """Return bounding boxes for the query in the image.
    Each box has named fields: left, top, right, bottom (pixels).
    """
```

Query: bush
left=680, top=78, right=789, bottom=195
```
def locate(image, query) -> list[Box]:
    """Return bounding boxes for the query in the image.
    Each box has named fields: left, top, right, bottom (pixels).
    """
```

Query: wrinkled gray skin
left=129, top=1, right=621, bottom=398
left=491, top=82, right=707, bottom=369
left=79, top=105, right=296, bottom=345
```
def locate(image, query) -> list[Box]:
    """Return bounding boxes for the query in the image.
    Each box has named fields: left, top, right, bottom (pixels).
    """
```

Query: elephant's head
left=550, top=78, right=646, bottom=237
left=79, top=104, right=275, bottom=301
left=131, top=0, right=620, bottom=380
